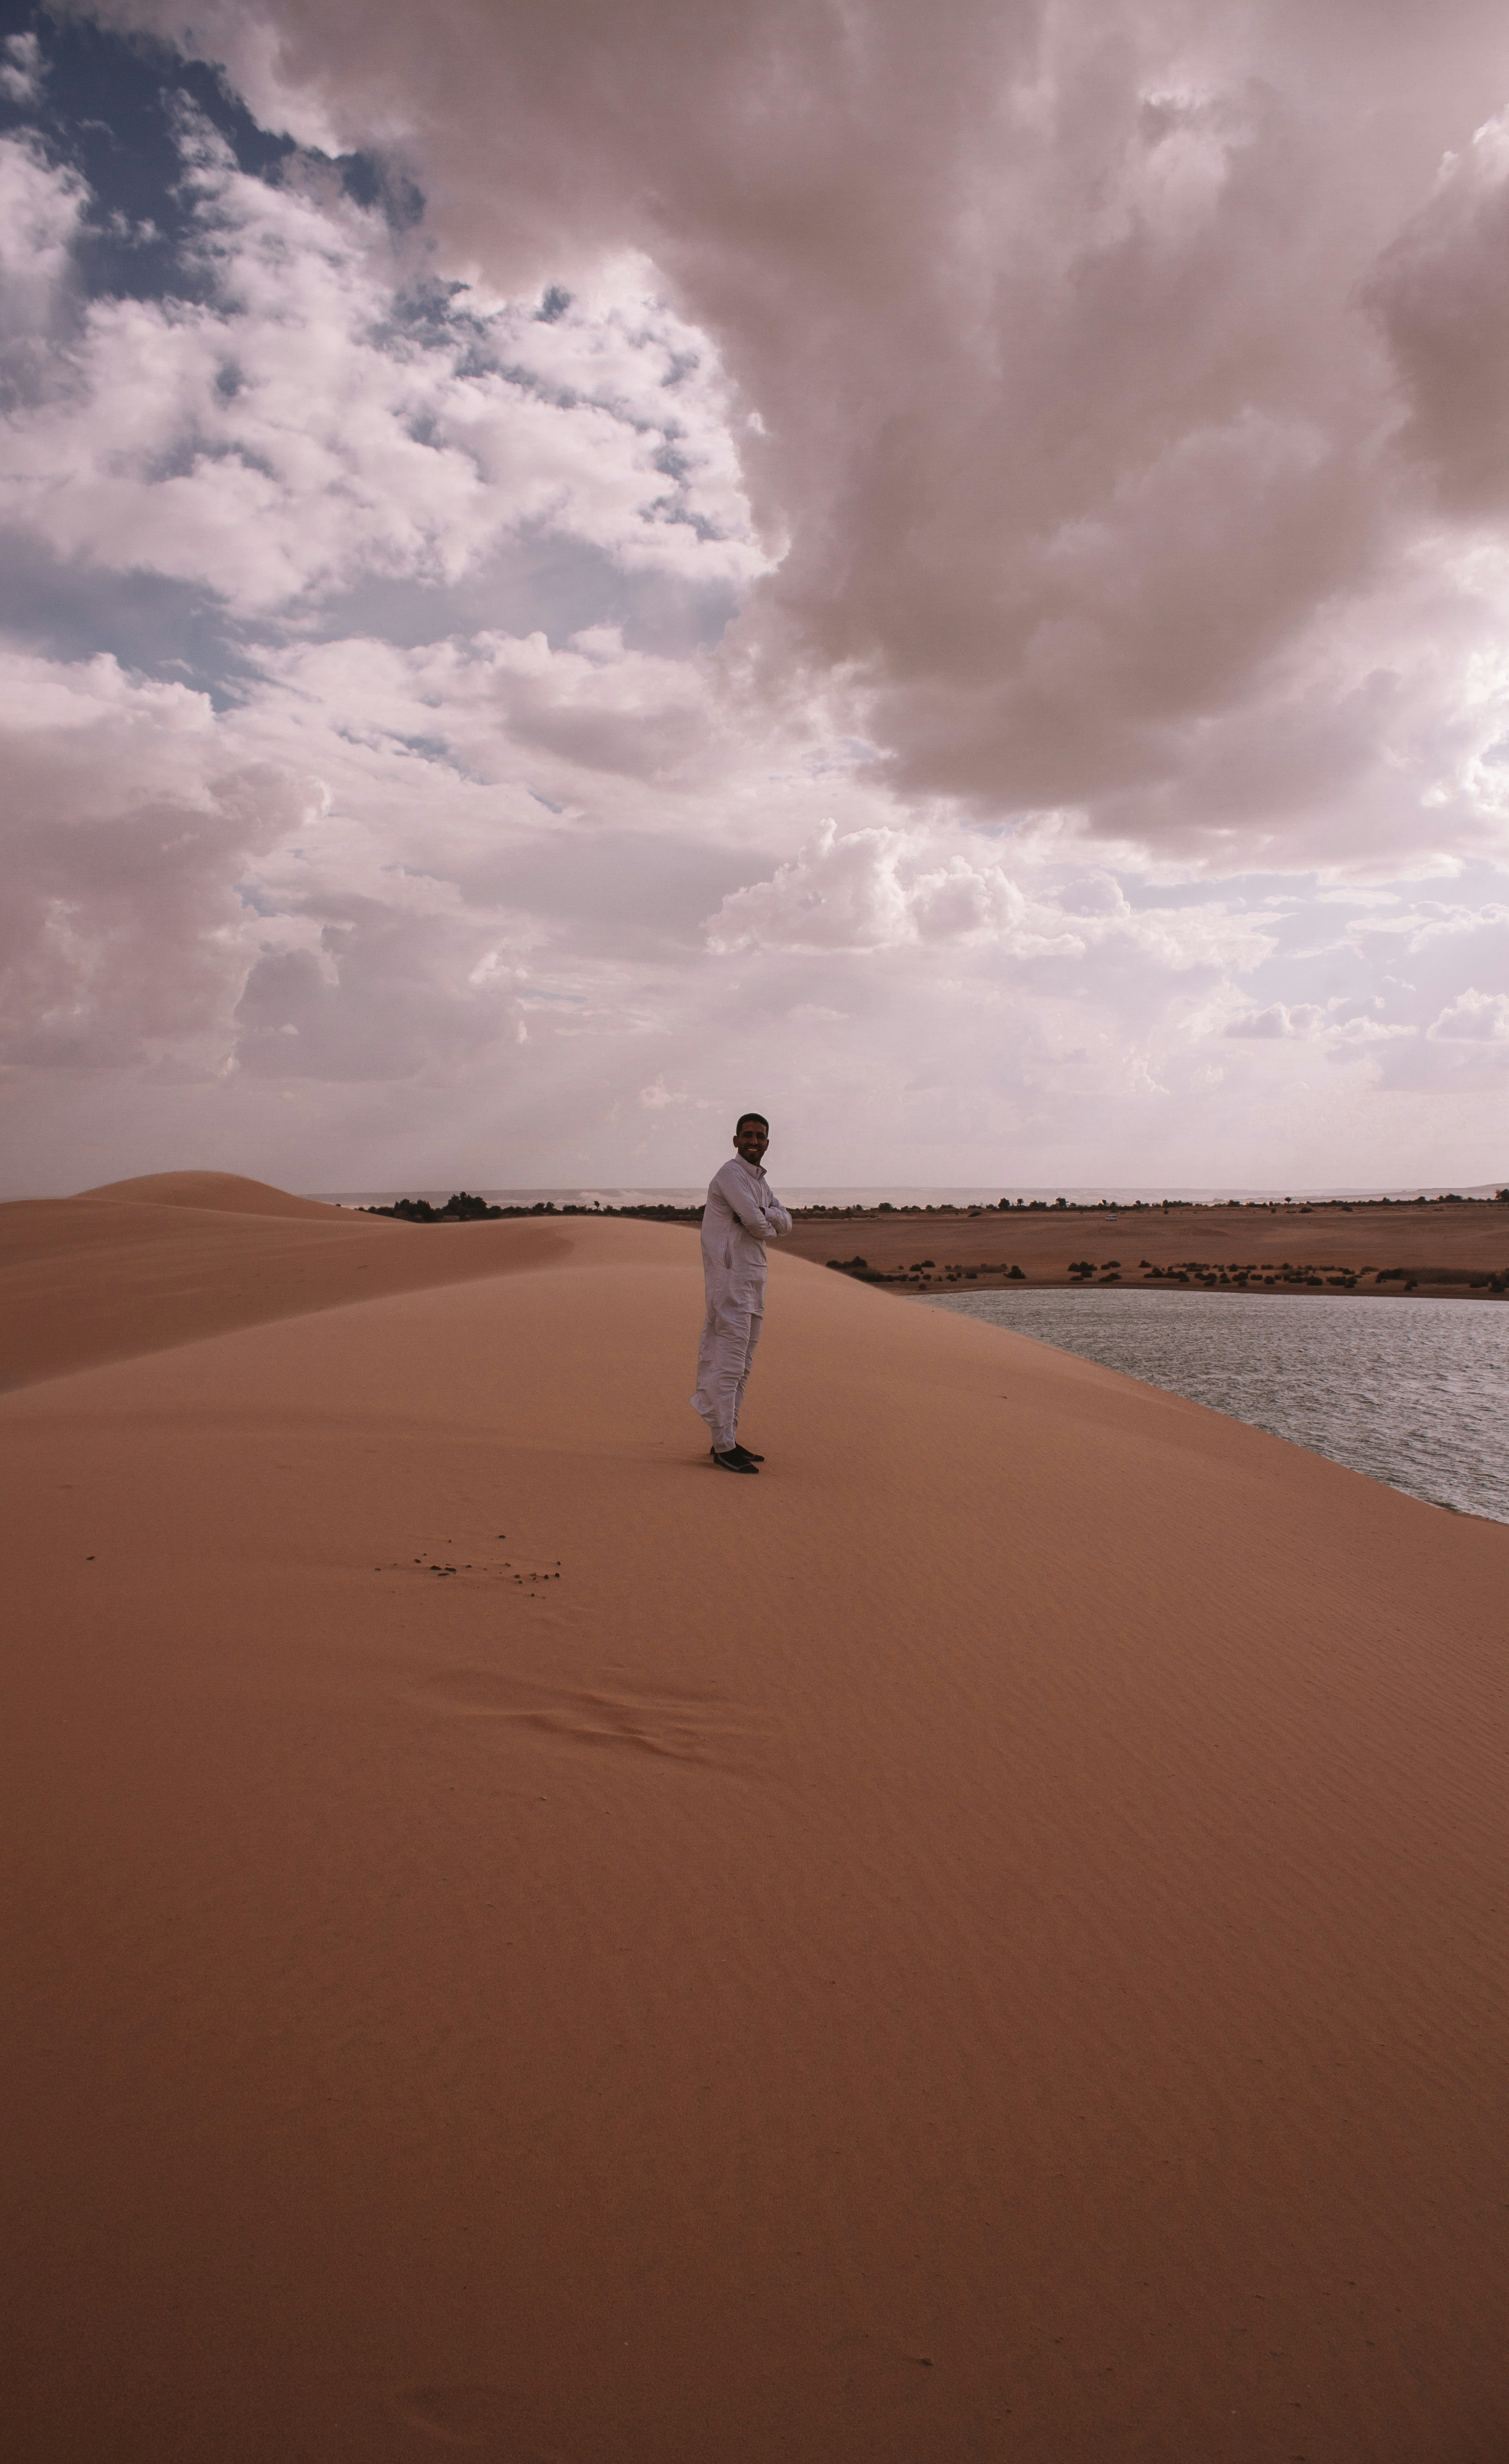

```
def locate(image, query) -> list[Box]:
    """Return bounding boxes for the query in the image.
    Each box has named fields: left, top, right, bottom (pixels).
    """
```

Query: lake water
left=924, top=1289, right=1509, bottom=1526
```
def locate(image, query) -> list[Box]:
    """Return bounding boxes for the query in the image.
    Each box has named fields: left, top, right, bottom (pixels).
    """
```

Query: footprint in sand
left=392, top=2383, right=565, bottom=2456
left=413, top=1670, right=750, bottom=1769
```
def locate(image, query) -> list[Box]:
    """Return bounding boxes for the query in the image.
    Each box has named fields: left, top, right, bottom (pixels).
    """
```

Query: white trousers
left=691, top=1295, right=763, bottom=1453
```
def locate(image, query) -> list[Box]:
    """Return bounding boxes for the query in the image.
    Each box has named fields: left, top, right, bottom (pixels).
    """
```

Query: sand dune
left=2, top=1183, right=1506, bottom=2461
left=77, top=1168, right=360, bottom=1218
left=0, top=1173, right=575, bottom=1390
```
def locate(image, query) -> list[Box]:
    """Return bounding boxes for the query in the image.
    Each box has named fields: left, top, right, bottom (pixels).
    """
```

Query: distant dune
left=74, top=1168, right=358, bottom=1219
left=0, top=1174, right=567, bottom=1391
left=2, top=1174, right=1506, bottom=2462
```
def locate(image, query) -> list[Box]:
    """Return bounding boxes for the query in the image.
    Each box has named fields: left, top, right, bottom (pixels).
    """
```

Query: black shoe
left=732, top=1443, right=764, bottom=1461
left=710, top=1446, right=759, bottom=1474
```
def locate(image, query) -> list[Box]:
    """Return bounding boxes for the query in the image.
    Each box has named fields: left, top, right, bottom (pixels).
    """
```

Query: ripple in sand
left=392, top=2382, right=564, bottom=2455
left=411, top=1669, right=750, bottom=1768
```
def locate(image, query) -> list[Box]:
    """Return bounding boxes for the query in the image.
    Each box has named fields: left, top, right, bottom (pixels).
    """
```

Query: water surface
left=925, top=1288, right=1509, bottom=1525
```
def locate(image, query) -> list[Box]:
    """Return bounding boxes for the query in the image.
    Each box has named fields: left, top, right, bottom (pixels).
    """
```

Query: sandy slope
left=0, top=1173, right=577, bottom=1389
left=76, top=1169, right=360, bottom=1218
left=2, top=1191, right=1506, bottom=2463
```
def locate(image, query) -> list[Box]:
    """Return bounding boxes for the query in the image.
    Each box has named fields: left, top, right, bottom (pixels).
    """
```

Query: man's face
left=734, top=1120, right=769, bottom=1167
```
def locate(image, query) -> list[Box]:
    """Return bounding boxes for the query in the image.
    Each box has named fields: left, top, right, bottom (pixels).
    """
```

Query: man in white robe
left=691, top=1113, right=791, bottom=1472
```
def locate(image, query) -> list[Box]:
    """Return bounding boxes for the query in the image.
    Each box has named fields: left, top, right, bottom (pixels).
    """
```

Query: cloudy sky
left=3, top=0, right=1509, bottom=1197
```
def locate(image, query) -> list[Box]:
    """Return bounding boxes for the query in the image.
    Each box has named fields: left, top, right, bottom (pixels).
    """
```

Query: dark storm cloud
left=77, top=0, right=1509, bottom=857
left=0, top=0, right=1505, bottom=1196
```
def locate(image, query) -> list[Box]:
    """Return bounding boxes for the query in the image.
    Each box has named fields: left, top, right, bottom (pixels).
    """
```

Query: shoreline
left=920, top=1282, right=1509, bottom=1526
left=892, top=1273, right=1507, bottom=1298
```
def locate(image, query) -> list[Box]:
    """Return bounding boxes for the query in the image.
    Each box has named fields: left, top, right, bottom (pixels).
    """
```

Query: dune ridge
left=2, top=1186, right=1506, bottom=2462
left=75, top=1169, right=360, bottom=1218
left=0, top=1173, right=578, bottom=1391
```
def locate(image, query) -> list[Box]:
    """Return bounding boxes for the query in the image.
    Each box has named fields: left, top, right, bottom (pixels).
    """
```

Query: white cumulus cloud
left=1427, top=985, right=1509, bottom=1041
left=0, top=117, right=764, bottom=616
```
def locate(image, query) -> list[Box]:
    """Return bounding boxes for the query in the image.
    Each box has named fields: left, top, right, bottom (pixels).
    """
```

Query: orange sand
left=2, top=1173, right=1506, bottom=2461
left=0, top=1172, right=570, bottom=1390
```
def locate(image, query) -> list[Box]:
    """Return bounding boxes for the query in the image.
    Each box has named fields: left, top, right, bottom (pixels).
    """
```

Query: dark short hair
left=735, top=1112, right=769, bottom=1134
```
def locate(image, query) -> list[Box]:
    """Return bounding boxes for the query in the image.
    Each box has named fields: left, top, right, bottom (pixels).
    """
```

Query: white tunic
left=699, top=1156, right=792, bottom=1311
left=691, top=1156, right=792, bottom=1451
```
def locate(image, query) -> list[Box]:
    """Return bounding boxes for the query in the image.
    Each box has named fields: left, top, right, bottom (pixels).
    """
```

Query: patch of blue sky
left=304, top=537, right=740, bottom=660
left=1, top=10, right=755, bottom=705
left=234, top=882, right=285, bottom=917
left=0, top=528, right=262, bottom=705
left=0, top=5, right=403, bottom=302
left=382, top=735, right=490, bottom=785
